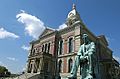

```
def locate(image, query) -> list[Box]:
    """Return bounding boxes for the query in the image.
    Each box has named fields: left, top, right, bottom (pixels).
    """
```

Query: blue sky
left=0, top=0, right=120, bottom=73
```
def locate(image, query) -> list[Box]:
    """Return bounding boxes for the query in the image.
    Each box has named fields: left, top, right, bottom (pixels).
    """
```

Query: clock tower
left=66, top=4, right=82, bottom=26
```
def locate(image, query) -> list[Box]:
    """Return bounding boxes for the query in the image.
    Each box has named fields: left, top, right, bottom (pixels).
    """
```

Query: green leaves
left=0, top=66, right=11, bottom=77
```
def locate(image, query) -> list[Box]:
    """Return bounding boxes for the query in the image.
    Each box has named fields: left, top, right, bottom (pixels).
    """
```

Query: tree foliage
left=0, top=66, right=11, bottom=77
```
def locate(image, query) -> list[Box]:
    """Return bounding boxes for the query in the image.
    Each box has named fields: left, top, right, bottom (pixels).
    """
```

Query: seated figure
left=69, top=34, right=96, bottom=79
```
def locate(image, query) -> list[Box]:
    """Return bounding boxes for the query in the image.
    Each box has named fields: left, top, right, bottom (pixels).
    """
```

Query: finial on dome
left=72, top=3, right=76, bottom=10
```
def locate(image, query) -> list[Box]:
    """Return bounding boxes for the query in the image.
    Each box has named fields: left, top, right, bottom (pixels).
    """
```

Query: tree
left=0, top=66, right=11, bottom=77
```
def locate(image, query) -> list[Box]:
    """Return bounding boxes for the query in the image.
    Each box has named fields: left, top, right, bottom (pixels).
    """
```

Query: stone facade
left=26, top=4, right=119, bottom=79
left=27, top=28, right=58, bottom=79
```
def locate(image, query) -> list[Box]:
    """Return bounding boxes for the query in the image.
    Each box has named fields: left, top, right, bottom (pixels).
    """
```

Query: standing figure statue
left=69, top=34, right=96, bottom=79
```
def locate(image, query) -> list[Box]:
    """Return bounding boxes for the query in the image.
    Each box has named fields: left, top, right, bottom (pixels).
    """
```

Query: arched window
left=31, top=49, right=35, bottom=55
left=59, top=40, right=63, bottom=55
left=68, top=58, right=73, bottom=72
left=35, top=48, right=38, bottom=53
left=68, top=38, right=73, bottom=53
left=30, top=64, right=32, bottom=73
left=28, top=63, right=32, bottom=73
left=36, top=59, right=40, bottom=72
left=58, top=60, right=62, bottom=73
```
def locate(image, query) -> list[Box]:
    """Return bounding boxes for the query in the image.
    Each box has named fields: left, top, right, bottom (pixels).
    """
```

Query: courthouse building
left=26, top=4, right=119, bottom=79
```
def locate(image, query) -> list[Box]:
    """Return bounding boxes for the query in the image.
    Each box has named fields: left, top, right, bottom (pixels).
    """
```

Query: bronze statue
left=69, top=34, right=96, bottom=79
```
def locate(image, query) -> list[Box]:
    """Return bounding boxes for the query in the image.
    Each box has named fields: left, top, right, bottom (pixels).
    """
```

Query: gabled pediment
left=39, top=27, right=55, bottom=38
left=98, top=35, right=108, bottom=46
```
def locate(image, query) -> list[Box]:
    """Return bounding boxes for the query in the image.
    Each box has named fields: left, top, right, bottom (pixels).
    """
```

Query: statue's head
left=82, top=34, right=89, bottom=44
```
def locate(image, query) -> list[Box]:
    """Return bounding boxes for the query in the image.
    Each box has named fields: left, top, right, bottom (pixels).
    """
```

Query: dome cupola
left=66, top=4, right=82, bottom=26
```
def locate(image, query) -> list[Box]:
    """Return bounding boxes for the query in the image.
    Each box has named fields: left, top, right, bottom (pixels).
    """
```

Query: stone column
left=32, top=59, right=36, bottom=73
left=38, top=58, right=41, bottom=72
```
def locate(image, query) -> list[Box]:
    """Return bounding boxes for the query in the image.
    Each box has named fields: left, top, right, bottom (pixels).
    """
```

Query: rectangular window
left=45, top=44, right=47, bottom=53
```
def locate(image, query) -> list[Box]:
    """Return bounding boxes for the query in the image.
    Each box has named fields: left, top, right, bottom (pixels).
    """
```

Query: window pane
left=59, top=40, right=63, bottom=55
left=47, top=43, right=50, bottom=53
left=45, top=44, right=47, bottom=53
left=42, top=45, right=44, bottom=52
left=69, top=38, right=73, bottom=53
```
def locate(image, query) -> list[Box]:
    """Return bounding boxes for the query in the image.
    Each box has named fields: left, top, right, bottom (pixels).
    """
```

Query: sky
left=0, top=0, right=120, bottom=73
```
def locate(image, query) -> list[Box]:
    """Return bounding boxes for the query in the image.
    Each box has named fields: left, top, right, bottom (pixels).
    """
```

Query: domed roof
left=67, top=4, right=79, bottom=19
left=66, top=4, right=82, bottom=26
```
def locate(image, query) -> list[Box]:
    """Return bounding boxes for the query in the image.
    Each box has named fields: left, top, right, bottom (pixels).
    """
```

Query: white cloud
left=22, top=64, right=27, bottom=72
left=0, top=61, right=4, bottom=66
left=113, top=55, right=120, bottom=63
left=0, top=61, right=8, bottom=68
left=106, top=36, right=115, bottom=43
left=0, top=28, right=19, bottom=39
left=21, top=45, right=30, bottom=51
left=58, top=23, right=67, bottom=30
left=22, top=67, right=26, bottom=71
left=16, top=10, right=45, bottom=39
left=7, top=57, right=18, bottom=61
